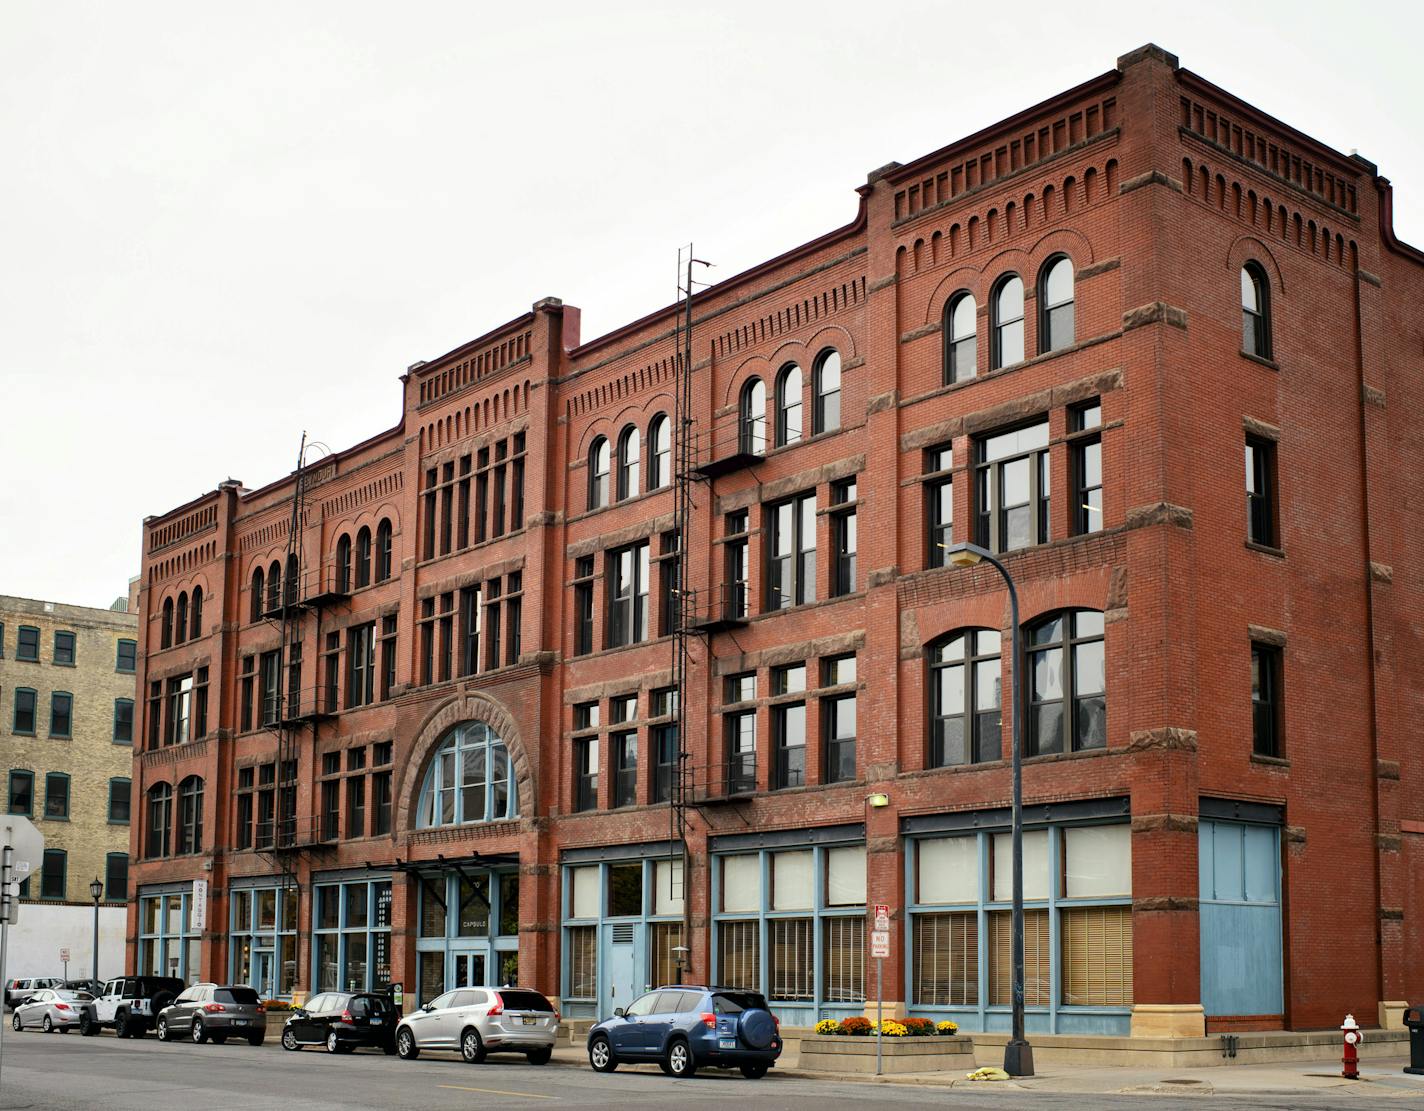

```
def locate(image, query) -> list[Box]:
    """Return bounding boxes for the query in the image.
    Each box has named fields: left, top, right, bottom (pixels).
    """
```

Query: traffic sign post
left=868, top=906, right=893, bottom=1077
left=61, top=947, right=70, bottom=980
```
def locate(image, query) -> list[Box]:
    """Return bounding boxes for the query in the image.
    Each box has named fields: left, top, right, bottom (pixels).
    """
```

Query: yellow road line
left=438, top=1083, right=561, bottom=1100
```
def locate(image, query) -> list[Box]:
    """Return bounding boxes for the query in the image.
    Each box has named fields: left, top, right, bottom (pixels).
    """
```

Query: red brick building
left=129, top=44, right=1423, bottom=1038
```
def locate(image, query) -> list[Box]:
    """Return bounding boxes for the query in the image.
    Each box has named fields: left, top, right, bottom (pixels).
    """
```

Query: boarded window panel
left=1064, top=825, right=1132, bottom=897
left=918, top=836, right=979, bottom=904
left=826, top=845, right=866, bottom=906
left=823, top=916, right=865, bottom=1002
left=1211, top=823, right=1245, bottom=901
left=913, top=911, right=978, bottom=1006
left=654, top=858, right=684, bottom=917
left=1060, top=905, right=1133, bottom=1006
left=771, top=850, right=813, bottom=910
left=992, top=830, right=1050, bottom=901
left=571, top=866, right=599, bottom=919
left=722, top=855, right=760, bottom=913
left=988, top=908, right=1051, bottom=1005
left=769, top=917, right=813, bottom=1000
left=718, top=919, right=760, bottom=989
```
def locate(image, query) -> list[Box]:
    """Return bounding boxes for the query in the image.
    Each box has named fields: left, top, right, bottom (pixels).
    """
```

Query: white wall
left=1, top=903, right=126, bottom=983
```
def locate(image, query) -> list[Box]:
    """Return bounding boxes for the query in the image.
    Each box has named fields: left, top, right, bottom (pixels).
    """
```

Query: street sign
left=12, top=862, right=28, bottom=875
left=191, top=879, right=209, bottom=931
left=870, top=929, right=891, bottom=958
left=59, top=948, right=70, bottom=963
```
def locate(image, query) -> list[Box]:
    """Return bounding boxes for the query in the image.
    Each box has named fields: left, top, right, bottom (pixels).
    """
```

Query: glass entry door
left=254, top=950, right=276, bottom=999
left=452, top=951, right=487, bottom=991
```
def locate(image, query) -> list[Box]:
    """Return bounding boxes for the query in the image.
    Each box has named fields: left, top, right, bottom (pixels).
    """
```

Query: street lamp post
left=944, top=542, right=1033, bottom=1078
left=89, top=878, right=103, bottom=985
left=863, top=792, right=890, bottom=1077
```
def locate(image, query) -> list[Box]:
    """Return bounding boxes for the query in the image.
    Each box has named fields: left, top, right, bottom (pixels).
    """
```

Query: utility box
left=1404, top=1005, right=1424, bottom=1076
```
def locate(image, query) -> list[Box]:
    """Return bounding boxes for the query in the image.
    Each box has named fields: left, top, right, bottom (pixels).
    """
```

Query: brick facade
left=128, top=44, right=1422, bottom=1035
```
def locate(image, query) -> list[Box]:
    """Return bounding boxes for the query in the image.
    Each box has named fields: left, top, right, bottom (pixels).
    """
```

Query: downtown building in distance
left=128, top=44, right=1422, bottom=1037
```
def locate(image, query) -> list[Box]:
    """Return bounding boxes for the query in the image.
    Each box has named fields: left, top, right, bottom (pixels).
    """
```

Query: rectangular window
left=419, top=597, right=435, bottom=685
left=766, top=493, right=816, bottom=611
left=40, top=849, right=66, bottom=900
left=573, top=701, right=600, bottom=730
left=347, top=775, right=366, bottom=838
left=167, top=674, right=194, bottom=744
left=989, top=908, right=1051, bottom=1006
left=50, top=691, right=73, bottom=737
left=717, top=919, right=760, bottom=990
left=44, top=773, right=69, bottom=819
left=372, top=768, right=393, bottom=835
left=651, top=722, right=678, bottom=804
left=109, top=778, right=131, bottom=823
left=913, top=912, right=979, bottom=1005
left=511, top=432, right=526, bottom=531
left=474, top=448, right=490, bottom=544
left=1070, top=402, right=1103, bottom=535
left=822, top=693, right=856, bottom=784
left=438, top=593, right=455, bottom=681
left=105, top=853, right=128, bottom=901
left=16, top=626, right=39, bottom=661
left=194, top=666, right=209, bottom=738
left=321, top=777, right=340, bottom=841
left=769, top=917, right=814, bottom=1001
left=347, top=622, right=376, bottom=708
left=235, top=768, right=254, bottom=850
left=924, top=443, right=954, bottom=566
left=505, top=571, right=522, bottom=665
left=724, top=510, right=750, bottom=620
left=568, top=924, right=598, bottom=998
left=13, top=688, right=36, bottom=734
left=1060, top=906, right=1133, bottom=1006
left=830, top=479, right=857, bottom=596
left=483, top=580, right=502, bottom=672
left=323, top=633, right=340, bottom=711
left=658, top=531, right=681, bottom=637
left=380, top=615, right=398, bottom=699
left=823, top=916, right=865, bottom=1003
left=772, top=702, right=806, bottom=789
left=1251, top=642, right=1283, bottom=757
left=53, top=630, right=76, bottom=666
left=1245, top=435, right=1278, bottom=547
left=975, top=420, right=1050, bottom=553
left=259, top=651, right=281, bottom=727
left=573, top=738, right=598, bottom=812
left=725, top=710, right=756, bottom=795
left=607, top=541, right=650, bottom=647
left=573, top=556, right=595, bottom=655
left=116, top=638, right=137, bottom=672
left=240, top=655, right=255, bottom=732
left=772, top=662, right=806, bottom=695
left=8, top=771, right=33, bottom=815
left=611, top=731, right=637, bottom=808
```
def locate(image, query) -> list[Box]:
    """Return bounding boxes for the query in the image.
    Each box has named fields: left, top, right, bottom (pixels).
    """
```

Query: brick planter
left=799, top=1035, right=976, bottom=1074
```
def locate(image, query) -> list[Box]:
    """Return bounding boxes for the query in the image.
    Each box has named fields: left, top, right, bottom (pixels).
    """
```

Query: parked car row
left=10, top=988, right=93, bottom=1032
left=4, top=977, right=62, bottom=1009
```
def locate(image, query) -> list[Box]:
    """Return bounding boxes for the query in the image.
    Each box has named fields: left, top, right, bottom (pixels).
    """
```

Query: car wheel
left=460, top=1027, right=486, bottom=1064
left=156, top=1017, right=170, bottom=1042
left=79, top=1012, right=95, bottom=1037
left=740, top=1063, right=769, bottom=1079
left=282, top=1028, right=301, bottom=1051
left=42, top=1015, right=53, bottom=1033
left=191, top=1017, right=208, bottom=1044
left=396, top=1027, right=418, bottom=1060
left=526, top=1046, right=552, bottom=1066
left=665, top=1037, right=697, bottom=1078
left=10, top=1013, right=20, bottom=1031
left=327, top=1030, right=341, bottom=1054
left=588, top=1034, right=617, bottom=1073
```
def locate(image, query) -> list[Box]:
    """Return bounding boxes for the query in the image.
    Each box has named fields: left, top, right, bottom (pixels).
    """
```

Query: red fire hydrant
left=1341, top=1013, right=1363, bottom=1079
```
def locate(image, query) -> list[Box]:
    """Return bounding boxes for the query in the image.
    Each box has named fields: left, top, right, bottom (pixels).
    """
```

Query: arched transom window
left=417, top=722, right=518, bottom=828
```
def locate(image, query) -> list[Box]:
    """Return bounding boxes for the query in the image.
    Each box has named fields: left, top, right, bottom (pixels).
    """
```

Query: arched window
left=189, top=587, right=203, bottom=640
left=356, top=527, right=372, bottom=588
left=928, top=629, right=1002, bottom=766
left=943, top=292, right=977, bottom=384
left=992, top=274, right=1025, bottom=369
left=1241, top=262, right=1271, bottom=358
left=285, top=553, right=298, bottom=606
left=588, top=437, right=611, bottom=510
left=617, top=425, right=641, bottom=501
left=1038, top=256, right=1074, bottom=353
left=174, top=593, right=188, bottom=645
left=775, top=364, right=803, bottom=446
left=1026, top=609, right=1106, bottom=756
left=813, top=349, right=842, bottom=434
left=176, top=776, right=204, bottom=855
left=161, top=598, right=174, bottom=649
left=250, top=568, right=264, bottom=623
left=416, top=722, right=517, bottom=828
left=335, top=535, right=352, bottom=593
left=648, top=414, right=670, bottom=489
left=739, top=378, right=767, bottom=455
left=146, top=783, right=172, bottom=859
left=267, top=560, right=282, bottom=612
left=375, top=519, right=393, bottom=581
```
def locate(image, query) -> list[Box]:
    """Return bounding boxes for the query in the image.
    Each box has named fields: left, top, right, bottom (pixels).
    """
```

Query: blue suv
left=586, top=986, right=781, bottom=1079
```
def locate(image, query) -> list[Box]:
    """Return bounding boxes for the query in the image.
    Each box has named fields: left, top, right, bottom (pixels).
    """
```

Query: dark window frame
left=40, top=848, right=66, bottom=900
left=1245, top=434, right=1278, bottom=548
left=588, top=436, right=611, bottom=511
left=774, top=363, right=803, bottom=447
left=1251, top=642, right=1284, bottom=758
left=616, top=424, right=641, bottom=502
left=1025, top=609, right=1106, bottom=757
left=49, top=690, right=73, bottom=738
left=7, top=770, right=33, bottom=816
left=1241, top=261, right=1272, bottom=360
left=943, top=291, right=977, bottom=384
left=13, top=687, right=37, bottom=735
left=739, top=378, right=767, bottom=455
left=990, top=273, right=1025, bottom=370
left=928, top=628, right=1003, bottom=767
left=1037, top=254, right=1075, bottom=354
left=1070, top=401, right=1103, bottom=536
left=116, top=638, right=137, bottom=672
left=108, top=777, right=131, bottom=824
left=813, top=348, right=842, bottom=435
left=765, top=491, right=816, bottom=612
left=974, top=419, right=1050, bottom=554
left=43, top=772, right=70, bottom=820
left=53, top=630, right=76, bottom=666
left=925, top=443, right=954, bottom=567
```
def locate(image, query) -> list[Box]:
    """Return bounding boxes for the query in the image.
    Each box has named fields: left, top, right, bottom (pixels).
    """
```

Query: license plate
left=234, top=1019, right=248, bottom=1026
left=719, top=1038, right=736, bottom=1050
left=520, top=1015, right=536, bottom=1026
left=369, top=1017, right=382, bottom=1024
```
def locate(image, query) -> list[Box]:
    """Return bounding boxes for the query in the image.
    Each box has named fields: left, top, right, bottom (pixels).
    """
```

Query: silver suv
left=395, top=987, right=557, bottom=1064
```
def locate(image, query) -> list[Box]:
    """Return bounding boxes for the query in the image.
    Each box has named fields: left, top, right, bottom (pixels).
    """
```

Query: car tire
left=740, top=1063, right=769, bottom=1079
left=382, top=1041, right=397, bottom=1056
left=282, top=1028, right=301, bottom=1051
left=212, top=1034, right=227, bottom=1045
left=42, top=1015, right=53, bottom=1033
left=156, top=1017, right=170, bottom=1042
left=526, top=1046, right=552, bottom=1066
left=460, top=1027, right=486, bottom=1064
left=588, top=1034, right=617, bottom=1073
left=192, top=1017, right=208, bottom=1044
left=664, top=1037, right=697, bottom=1078
left=327, top=1030, right=341, bottom=1054
left=10, top=1013, right=20, bottom=1032
left=79, top=1012, right=96, bottom=1037
left=396, top=1027, right=419, bottom=1060
left=248, top=1035, right=264, bottom=1047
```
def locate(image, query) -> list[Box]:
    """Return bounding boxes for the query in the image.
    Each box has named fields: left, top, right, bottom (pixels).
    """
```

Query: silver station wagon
left=395, top=987, right=558, bottom=1064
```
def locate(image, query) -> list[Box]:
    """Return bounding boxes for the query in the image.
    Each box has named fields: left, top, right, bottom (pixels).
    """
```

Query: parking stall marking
left=438, top=1083, right=561, bottom=1100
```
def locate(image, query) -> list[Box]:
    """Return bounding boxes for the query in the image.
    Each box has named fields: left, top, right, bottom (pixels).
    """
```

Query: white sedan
left=11, top=988, right=92, bottom=1033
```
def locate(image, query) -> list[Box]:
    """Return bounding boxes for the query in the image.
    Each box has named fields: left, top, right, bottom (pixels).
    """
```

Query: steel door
left=1198, top=819, right=1283, bottom=1016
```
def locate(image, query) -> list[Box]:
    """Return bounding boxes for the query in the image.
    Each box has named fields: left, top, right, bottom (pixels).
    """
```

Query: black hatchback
left=282, top=992, right=396, bottom=1054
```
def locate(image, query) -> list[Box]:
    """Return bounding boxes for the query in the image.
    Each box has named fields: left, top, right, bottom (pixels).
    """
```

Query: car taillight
left=203, top=1003, right=225, bottom=1013
left=700, top=1012, right=716, bottom=1029
left=341, top=1010, right=353, bottom=1023
left=487, top=997, right=503, bottom=1017
left=773, top=1014, right=780, bottom=1028
left=256, top=1005, right=266, bottom=1013
left=55, top=1003, right=71, bottom=1011
left=554, top=1010, right=560, bottom=1023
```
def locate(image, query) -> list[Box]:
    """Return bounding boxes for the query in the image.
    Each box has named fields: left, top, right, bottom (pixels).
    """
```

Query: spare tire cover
left=739, top=1010, right=775, bottom=1049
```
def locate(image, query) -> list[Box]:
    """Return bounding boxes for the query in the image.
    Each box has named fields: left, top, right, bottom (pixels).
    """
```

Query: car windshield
left=497, top=990, right=554, bottom=1012
left=349, top=996, right=387, bottom=1016
left=56, top=991, right=90, bottom=1001
left=215, top=987, right=261, bottom=1005
left=712, top=991, right=768, bottom=1014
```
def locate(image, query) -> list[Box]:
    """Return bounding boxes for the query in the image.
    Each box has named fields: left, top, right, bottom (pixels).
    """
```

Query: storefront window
left=311, top=879, right=393, bottom=994
left=138, top=890, right=202, bottom=985
left=228, top=882, right=299, bottom=999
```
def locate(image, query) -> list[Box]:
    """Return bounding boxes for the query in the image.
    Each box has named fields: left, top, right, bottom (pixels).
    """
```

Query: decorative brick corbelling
left=1124, top=502, right=1193, bottom=530
left=1122, top=302, right=1188, bottom=331
left=1128, top=728, right=1198, bottom=753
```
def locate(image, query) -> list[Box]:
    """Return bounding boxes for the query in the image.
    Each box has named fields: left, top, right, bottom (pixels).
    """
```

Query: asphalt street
left=0, top=1027, right=1413, bottom=1111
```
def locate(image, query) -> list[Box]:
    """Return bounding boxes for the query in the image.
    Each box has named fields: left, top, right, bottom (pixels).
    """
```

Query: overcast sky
left=3, top=1, right=1421, bottom=609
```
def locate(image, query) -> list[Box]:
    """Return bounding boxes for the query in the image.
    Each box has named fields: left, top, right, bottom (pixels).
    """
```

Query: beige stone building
left=1, top=594, right=137, bottom=906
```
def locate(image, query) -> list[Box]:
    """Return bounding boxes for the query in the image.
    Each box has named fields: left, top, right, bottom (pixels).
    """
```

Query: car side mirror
left=293, top=1009, right=307, bottom=1018
left=614, top=1007, right=626, bottom=1018
left=422, top=1002, right=436, bottom=1012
